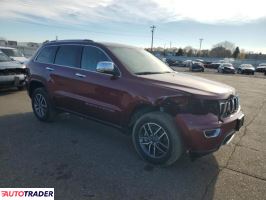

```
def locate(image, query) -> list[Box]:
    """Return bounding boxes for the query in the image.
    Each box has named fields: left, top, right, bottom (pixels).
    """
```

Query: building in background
left=0, top=39, right=40, bottom=58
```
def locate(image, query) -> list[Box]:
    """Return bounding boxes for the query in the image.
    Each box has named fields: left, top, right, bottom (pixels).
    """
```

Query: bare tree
left=213, top=41, right=235, bottom=53
left=209, top=46, right=231, bottom=58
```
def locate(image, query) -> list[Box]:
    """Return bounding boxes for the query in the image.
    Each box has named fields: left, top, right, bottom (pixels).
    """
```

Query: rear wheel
left=31, top=88, right=56, bottom=122
left=132, top=112, right=183, bottom=166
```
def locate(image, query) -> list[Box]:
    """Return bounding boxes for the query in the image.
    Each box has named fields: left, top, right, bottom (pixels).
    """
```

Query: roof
left=44, top=39, right=94, bottom=45
left=43, top=39, right=139, bottom=49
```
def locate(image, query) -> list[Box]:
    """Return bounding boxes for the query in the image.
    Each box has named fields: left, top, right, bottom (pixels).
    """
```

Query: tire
left=31, top=87, right=56, bottom=122
left=132, top=111, right=183, bottom=166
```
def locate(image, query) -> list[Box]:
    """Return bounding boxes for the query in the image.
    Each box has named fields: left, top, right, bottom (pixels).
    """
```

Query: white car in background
left=237, top=64, right=255, bottom=75
left=0, top=46, right=28, bottom=64
left=256, top=63, right=266, bottom=72
left=217, top=63, right=236, bottom=74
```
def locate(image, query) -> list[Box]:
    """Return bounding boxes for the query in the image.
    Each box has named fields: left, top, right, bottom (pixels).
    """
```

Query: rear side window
left=36, top=46, right=58, bottom=64
left=55, top=45, right=82, bottom=68
left=81, top=46, right=110, bottom=71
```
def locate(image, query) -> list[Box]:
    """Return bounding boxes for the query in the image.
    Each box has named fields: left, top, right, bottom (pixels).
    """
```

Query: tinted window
left=55, top=45, right=82, bottom=68
left=81, top=46, right=110, bottom=71
left=36, top=46, right=58, bottom=64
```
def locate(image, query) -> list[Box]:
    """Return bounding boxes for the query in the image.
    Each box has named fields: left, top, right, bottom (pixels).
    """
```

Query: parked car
left=182, top=60, right=192, bottom=67
left=189, top=62, right=205, bottom=72
left=0, top=51, right=27, bottom=90
left=0, top=46, right=28, bottom=64
left=166, top=59, right=181, bottom=67
left=26, top=39, right=244, bottom=166
left=217, top=63, right=235, bottom=74
left=195, top=59, right=212, bottom=68
left=208, top=63, right=222, bottom=69
left=256, top=63, right=266, bottom=72
left=237, top=64, right=255, bottom=75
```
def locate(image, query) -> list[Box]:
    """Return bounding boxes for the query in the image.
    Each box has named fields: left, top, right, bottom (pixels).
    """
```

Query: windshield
left=1, top=48, right=23, bottom=57
left=0, top=51, right=12, bottom=62
left=107, top=46, right=173, bottom=75
left=241, top=64, right=253, bottom=68
left=223, top=64, right=232, bottom=67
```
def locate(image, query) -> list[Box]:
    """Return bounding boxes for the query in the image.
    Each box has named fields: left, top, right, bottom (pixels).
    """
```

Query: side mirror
left=96, top=61, right=115, bottom=75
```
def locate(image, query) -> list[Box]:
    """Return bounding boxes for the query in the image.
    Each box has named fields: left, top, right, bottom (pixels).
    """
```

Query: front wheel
left=31, top=88, right=56, bottom=122
left=132, top=112, right=183, bottom=166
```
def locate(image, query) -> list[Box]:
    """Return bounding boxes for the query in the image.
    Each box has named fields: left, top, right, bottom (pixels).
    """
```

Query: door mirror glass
left=96, top=61, right=115, bottom=74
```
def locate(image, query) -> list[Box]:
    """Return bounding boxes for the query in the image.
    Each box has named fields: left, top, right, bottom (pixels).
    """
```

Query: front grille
left=0, top=68, right=26, bottom=76
left=219, top=96, right=239, bottom=118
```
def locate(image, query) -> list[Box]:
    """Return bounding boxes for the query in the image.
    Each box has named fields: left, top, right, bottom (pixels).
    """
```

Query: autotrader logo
left=0, top=188, right=54, bottom=200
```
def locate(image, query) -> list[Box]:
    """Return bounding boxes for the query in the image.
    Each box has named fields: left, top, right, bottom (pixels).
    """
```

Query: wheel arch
left=28, top=80, right=46, bottom=98
left=127, top=99, right=178, bottom=133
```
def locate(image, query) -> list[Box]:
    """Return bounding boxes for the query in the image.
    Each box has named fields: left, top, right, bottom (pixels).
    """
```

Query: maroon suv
left=26, top=40, right=244, bottom=165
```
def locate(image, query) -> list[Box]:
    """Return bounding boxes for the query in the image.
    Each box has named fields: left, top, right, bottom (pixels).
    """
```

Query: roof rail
left=48, top=39, right=94, bottom=43
left=43, top=40, right=50, bottom=44
left=83, top=39, right=94, bottom=42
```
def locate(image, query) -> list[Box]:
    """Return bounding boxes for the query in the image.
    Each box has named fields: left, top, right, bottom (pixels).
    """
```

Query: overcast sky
left=0, top=0, right=265, bottom=53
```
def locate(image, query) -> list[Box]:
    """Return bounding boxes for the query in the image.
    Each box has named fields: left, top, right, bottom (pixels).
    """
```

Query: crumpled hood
left=139, top=72, right=235, bottom=99
left=224, top=66, right=234, bottom=69
left=10, top=57, right=28, bottom=64
left=0, top=61, right=24, bottom=69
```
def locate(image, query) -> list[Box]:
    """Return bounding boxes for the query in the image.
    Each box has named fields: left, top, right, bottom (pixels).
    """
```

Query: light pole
left=199, top=38, right=203, bottom=54
left=150, top=25, right=156, bottom=52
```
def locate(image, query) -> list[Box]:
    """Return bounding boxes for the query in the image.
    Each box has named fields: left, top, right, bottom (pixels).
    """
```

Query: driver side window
left=81, top=46, right=110, bottom=71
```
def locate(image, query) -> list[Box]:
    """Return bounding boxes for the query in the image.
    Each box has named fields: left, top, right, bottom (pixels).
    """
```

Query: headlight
left=187, top=99, right=220, bottom=115
left=162, top=97, right=220, bottom=116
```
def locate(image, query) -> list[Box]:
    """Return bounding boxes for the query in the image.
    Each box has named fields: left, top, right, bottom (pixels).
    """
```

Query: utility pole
left=199, top=38, right=203, bottom=52
left=56, top=36, right=58, bottom=40
left=150, top=25, right=156, bottom=52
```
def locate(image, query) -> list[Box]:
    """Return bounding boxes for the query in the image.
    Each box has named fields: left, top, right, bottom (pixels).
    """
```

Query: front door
left=71, top=45, right=127, bottom=125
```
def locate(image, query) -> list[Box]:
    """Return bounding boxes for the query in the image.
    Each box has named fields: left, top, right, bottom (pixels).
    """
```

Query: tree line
left=148, top=41, right=266, bottom=59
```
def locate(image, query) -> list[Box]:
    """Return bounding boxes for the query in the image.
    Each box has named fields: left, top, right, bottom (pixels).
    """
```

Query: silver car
left=0, top=51, right=27, bottom=90
left=0, top=46, right=28, bottom=64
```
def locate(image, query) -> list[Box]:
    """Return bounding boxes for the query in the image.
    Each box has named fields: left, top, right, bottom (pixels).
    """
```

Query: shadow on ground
left=0, top=112, right=219, bottom=200
left=0, top=87, right=22, bottom=96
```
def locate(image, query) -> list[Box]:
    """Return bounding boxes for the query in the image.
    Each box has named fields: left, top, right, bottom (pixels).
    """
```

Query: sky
left=0, top=0, right=266, bottom=53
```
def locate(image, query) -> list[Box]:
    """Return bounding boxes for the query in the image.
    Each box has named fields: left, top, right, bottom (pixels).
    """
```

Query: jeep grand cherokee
left=26, top=40, right=245, bottom=165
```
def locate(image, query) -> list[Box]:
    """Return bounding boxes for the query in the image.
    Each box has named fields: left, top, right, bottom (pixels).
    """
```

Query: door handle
left=75, top=73, right=86, bottom=78
left=45, top=67, right=54, bottom=71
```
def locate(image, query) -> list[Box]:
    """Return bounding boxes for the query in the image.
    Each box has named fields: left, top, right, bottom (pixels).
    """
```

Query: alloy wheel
left=33, top=93, right=47, bottom=118
left=138, top=122, right=170, bottom=159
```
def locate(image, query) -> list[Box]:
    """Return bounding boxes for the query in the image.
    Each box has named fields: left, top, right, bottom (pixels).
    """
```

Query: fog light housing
left=203, top=128, right=221, bottom=138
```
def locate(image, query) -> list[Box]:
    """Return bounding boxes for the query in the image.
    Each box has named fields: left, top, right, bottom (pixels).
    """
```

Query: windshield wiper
left=135, top=71, right=172, bottom=75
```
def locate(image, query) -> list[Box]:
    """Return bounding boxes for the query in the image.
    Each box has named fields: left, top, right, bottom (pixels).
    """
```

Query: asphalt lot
left=0, top=71, right=266, bottom=200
